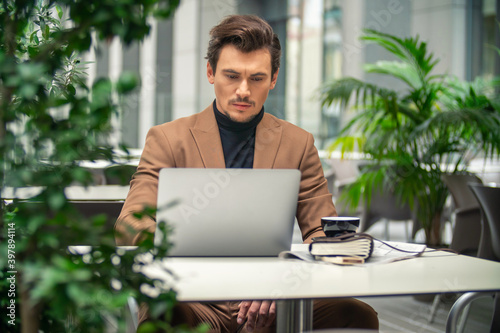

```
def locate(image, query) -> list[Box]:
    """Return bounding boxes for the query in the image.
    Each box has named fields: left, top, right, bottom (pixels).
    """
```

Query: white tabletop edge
left=140, top=252, right=500, bottom=302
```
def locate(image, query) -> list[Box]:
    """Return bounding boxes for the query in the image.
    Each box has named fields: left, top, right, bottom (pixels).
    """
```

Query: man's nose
left=236, top=80, right=250, bottom=98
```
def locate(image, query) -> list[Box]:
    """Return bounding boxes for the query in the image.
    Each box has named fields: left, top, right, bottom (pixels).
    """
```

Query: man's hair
left=206, top=15, right=281, bottom=77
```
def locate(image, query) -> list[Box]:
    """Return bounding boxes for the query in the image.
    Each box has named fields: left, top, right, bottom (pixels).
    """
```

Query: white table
left=2, top=185, right=129, bottom=201
left=142, top=251, right=500, bottom=332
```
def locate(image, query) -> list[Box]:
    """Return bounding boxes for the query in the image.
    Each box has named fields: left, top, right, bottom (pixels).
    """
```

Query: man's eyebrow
left=221, top=69, right=240, bottom=75
left=221, top=69, right=268, bottom=77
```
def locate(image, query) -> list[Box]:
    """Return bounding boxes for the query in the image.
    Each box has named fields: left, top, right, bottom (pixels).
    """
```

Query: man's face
left=207, top=44, right=279, bottom=123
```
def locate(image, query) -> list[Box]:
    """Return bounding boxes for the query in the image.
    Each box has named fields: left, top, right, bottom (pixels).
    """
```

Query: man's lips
left=232, top=103, right=252, bottom=111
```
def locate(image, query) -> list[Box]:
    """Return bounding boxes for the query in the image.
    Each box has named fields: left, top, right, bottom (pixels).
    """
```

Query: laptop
left=154, top=168, right=301, bottom=257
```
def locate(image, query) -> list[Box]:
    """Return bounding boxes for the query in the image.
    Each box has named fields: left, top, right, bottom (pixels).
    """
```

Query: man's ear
left=207, top=61, right=215, bottom=84
left=270, top=68, right=279, bottom=90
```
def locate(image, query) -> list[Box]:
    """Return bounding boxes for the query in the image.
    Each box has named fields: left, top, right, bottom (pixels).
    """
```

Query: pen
left=319, top=256, right=365, bottom=265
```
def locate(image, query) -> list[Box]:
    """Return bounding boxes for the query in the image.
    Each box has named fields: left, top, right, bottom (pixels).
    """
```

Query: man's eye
left=227, top=75, right=238, bottom=79
left=252, top=77, right=263, bottom=82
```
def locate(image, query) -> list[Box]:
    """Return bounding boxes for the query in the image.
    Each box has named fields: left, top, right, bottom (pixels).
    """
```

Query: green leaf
left=48, top=192, right=66, bottom=210
left=67, top=282, right=90, bottom=304
left=40, top=232, right=60, bottom=248
left=67, top=83, right=76, bottom=95
left=56, top=5, right=63, bottom=19
left=43, top=23, right=50, bottom=40
left=26, top=215, right=46, bottom=234
left=30, top=31, right=39, bottom=44
left=364, top=61, right=421, bottom=89
left=18, top=84, right=38, bottom=98
left=116, top=71, right=138, bottom=93
left=137, top=322, right=158, bottom=333
left=27, top=45, right=40, bottom=57
left=40, top=19, right=47, bottom=37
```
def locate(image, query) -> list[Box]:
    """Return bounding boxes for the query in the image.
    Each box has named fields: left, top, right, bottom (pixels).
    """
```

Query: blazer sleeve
left=114, top=125, right=176, bottom=245
left=296, top=132, right=337, bottom=243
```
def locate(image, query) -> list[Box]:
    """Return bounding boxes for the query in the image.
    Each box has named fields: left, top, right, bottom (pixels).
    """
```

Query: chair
left=441, top=174, right=483, bottom=256
left=69, top=200, right=138, bottom=332
left=468, top=183, right=500, bottom=263
left=327, top=158, right=420, bottom=241
left=359, top=187, right=418, bottom=241
left=327, top=158, right=364, bottom=217
left=71, top=201, right=124, bottom=231
left=88, top=168, right=107, bottom=185
left=71, top=200, right=124, bottom=216
left=11, top=200, right=124, bottom=234
left=53, top=200, right=125, bottom=248
left=428, top=174, right=483, bottom=323
left=446, top=183, right=500, bottom=333
left=69, top=168, right=107, bottom=186
left=359, top=183, right=420, bottom=241
left=124, top=297, right=139, bottom=333
left=327, top=158, right=360, bottom=197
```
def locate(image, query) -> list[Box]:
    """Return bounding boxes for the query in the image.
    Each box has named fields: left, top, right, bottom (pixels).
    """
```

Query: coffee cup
left=321, top=216, right=360, bottom=238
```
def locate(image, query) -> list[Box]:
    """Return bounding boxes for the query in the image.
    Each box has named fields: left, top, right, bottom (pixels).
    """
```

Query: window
left=319, top=0, right=342, bottom=148
left=482, top=0, right=499, bottom=79
left=467, top=0, right=500, bottom=80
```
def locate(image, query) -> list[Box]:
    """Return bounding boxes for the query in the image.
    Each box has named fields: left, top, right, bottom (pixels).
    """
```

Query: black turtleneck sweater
left=213, top=100, right=264, bottom=168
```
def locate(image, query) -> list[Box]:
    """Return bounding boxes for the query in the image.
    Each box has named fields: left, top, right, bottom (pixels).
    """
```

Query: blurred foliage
left=319, top=30, right=500, bottom=245
left=104, top=164, right=138, bottom=186
left=0, top=0, right=208, bottom=332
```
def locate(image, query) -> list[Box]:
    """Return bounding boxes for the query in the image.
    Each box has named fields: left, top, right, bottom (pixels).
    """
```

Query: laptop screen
left=155, top=168, right=301, bottom=257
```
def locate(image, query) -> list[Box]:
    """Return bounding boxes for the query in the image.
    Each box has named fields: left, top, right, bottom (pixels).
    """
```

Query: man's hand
left=237, top=300, right=276, bottom=332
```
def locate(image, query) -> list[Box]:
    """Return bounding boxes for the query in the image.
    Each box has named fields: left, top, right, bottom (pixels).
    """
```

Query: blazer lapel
left=253, top=113, right=282, bottom=169
left=190, top=106, right=226, bottom=168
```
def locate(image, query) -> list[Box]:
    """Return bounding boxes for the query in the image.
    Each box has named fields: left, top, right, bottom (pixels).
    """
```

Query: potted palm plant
left=319, top=30, right=500, bottom=246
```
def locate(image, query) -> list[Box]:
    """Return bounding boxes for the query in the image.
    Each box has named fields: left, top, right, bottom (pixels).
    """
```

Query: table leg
left=276, top=299, right=313, bottom=332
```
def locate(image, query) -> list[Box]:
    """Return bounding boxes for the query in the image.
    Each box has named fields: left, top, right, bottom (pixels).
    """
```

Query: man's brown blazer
left=115, top=104, right=337, bottom=246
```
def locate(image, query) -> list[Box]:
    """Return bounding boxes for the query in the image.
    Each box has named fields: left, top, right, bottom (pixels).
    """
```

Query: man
left=115, top=14, right=378, bottom=332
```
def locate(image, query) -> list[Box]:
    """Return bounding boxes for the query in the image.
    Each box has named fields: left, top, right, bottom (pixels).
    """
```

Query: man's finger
left=264, top=301, right=277, bottom=327
left=237, top=301, right=252, bottom=325
left=245, top=301, right=262, bottom=332
left=255, top=300, right=274, bottom=328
